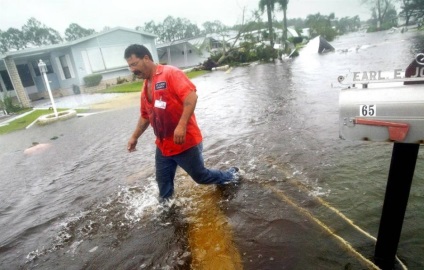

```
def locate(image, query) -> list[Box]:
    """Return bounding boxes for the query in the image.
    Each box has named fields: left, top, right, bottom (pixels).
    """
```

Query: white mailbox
left=338, top=54, right=424, bottom=144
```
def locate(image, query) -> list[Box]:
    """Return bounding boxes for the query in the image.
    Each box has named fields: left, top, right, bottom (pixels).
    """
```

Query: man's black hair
left=124, top=44, right=153, bottom=60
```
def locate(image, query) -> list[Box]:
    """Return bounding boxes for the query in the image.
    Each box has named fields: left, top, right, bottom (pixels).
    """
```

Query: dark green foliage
left=289, top=37, right=303, bottom=45
left=0, top=18, right=93, bottom=54
left=0, top=94, right=22, bottom=114
left=65, top=23, right=96, bottom=41
left=21, top=18, right=63, bottom=47
left=139, top=16, right=202, bottom=43
left=83, top=74, right=103, bottom=87
left=305, top=13, right=338, bottom=41
left=211, top=42, right=278, bottom=66
left=255, top=44, right=278, bottom=61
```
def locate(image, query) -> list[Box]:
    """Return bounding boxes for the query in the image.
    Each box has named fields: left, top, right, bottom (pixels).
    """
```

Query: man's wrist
left=178, top=121, right=188, bottom=127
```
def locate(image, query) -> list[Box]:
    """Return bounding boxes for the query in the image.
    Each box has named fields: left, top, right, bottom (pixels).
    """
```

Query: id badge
left=154, top=99, right=166, bottom=109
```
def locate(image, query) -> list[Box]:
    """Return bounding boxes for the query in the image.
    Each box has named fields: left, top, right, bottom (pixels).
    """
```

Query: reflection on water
left=182, top=182, right=243, bottom=270
left=0, top=29, right=424, bottom=269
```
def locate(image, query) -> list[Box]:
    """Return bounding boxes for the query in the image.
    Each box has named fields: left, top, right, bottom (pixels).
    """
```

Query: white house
left=0, top=27, right=157, bottom=108
left=156, top=31, right=239, bottom=69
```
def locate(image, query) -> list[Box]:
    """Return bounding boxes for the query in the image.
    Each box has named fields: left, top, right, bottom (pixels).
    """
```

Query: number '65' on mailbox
left=338, top=53, right=424, bottom=144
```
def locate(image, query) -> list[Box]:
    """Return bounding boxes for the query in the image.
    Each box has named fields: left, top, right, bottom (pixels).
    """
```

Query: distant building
left=156, top=27, right=305, bottom=69
left=0, top=27, right=157, bottom=108
left=156, top=31, right=239, bottom=69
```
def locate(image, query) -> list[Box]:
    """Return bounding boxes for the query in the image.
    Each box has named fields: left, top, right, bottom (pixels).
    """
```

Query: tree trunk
left=377, top=0, right=382, bottom=30
left=283, top=8, right=288, bottom=52
left=267, top=3, right=274, bottom=47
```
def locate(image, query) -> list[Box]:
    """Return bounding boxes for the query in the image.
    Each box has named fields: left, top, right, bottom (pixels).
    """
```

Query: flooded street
left=1, top=30, right=424, bottom=269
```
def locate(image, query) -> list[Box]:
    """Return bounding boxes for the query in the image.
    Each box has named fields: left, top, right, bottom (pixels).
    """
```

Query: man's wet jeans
left=155, top=143, right=234, bottom=199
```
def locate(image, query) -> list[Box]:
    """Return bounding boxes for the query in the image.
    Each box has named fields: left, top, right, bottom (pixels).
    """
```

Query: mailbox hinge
left=343, top=117, right=356, bottom=127
left=354, top=118, right=410, bottom=141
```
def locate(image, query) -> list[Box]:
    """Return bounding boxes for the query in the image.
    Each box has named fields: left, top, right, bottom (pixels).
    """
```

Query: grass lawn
left=0, top=69, right=208, bottom=135
left=101, top=70, right=208, bottom=93
left=0, top=109, right=83, bottom=135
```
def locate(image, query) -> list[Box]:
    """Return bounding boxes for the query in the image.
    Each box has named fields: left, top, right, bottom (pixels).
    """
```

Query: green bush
left=83, top=74, right=103, bottom=87
left=0, top=94, right=21, bottom=114
left=289, top=37, right=304, bottom=45
left=255, top=44, right=278, bottom=61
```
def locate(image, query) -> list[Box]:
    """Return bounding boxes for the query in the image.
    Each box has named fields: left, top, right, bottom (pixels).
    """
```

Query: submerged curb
left=37, top=109, right=77, bottom=125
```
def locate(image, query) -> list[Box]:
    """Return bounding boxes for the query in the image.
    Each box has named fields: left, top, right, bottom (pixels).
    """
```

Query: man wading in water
left=124, top=44, right=240, bottom=201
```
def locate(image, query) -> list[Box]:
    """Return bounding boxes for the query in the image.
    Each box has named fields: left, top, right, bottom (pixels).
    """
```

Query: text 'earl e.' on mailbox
left=337, top=53, right=424, bottom=144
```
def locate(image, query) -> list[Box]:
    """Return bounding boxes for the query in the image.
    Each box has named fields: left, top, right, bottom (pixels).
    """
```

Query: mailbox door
left=339, top=84, right=424, bottom=144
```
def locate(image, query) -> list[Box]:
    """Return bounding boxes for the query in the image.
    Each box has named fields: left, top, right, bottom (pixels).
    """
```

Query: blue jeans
left=155, top=143, right=234, bottom=199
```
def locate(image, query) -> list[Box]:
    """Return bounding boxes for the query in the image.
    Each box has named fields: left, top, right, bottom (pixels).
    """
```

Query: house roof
left=0, top=26, right=156, bottom=60
left=156, top=30, right=240, bottom=50
left=273, top=27, right=300, bottom=38
left=156, top=36, right=207, bottom=49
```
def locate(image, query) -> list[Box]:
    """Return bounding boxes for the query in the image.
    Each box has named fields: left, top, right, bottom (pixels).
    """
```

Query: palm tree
left=278, top=0, right=289, bottom=45
left=258, top=0, right=277, bottom=47
left=259, top=0, right=289, bottom=49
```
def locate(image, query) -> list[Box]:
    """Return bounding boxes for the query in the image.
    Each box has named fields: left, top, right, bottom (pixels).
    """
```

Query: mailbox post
left=374, top=142, right=419, bottom=269
left=337, top=53, right=424, bottom=269
left=38, top=59, right=58, bottom=118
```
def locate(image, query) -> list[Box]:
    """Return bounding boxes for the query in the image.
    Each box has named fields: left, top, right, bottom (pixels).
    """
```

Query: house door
left=31, top=60, right=60, bottom=92
left=17, top=64, right=38, bottom=96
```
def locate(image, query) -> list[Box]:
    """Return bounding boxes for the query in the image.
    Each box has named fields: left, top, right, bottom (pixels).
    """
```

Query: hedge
left=83, top=74, right=103, bottom=87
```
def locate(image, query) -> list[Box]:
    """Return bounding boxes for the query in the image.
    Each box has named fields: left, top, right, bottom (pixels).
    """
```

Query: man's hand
left=174, top=124, right=187, bottom=145
left=127, top=137, right=138, bottom=152
left=127, top=116, right=149, bottom=152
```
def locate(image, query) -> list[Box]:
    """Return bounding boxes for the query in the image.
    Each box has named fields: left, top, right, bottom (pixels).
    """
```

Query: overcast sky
left=0, top=0, right=371, bottom=35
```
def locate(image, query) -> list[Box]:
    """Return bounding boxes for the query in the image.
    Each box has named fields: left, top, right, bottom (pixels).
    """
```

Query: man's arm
left=128, top=115, right=150, bottom=152
left=174, top=91, right=197, bottom=145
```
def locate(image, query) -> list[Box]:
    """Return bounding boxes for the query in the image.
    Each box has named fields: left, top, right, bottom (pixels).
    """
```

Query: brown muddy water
left=1, top=30, right=424, bottom=269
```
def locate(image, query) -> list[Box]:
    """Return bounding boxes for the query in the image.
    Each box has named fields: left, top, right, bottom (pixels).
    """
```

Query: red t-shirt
left=140, top=64, right=203, bottom=156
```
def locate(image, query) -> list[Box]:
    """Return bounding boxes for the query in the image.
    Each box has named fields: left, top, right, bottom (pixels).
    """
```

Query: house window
left=17, top=64, right=34, bottom=87
left=0, top=70, right=14, bottom=91
left=60, top=55, right=72, bottom=79
left=55, top=55, right=75, bottom=80
left=83, top=44, right=153, bottom=75
left=86, top=48, right=106, bottom=72
left=101, top=45, right=128, bottom=70
left=32, top=59, right=53, bottom=76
